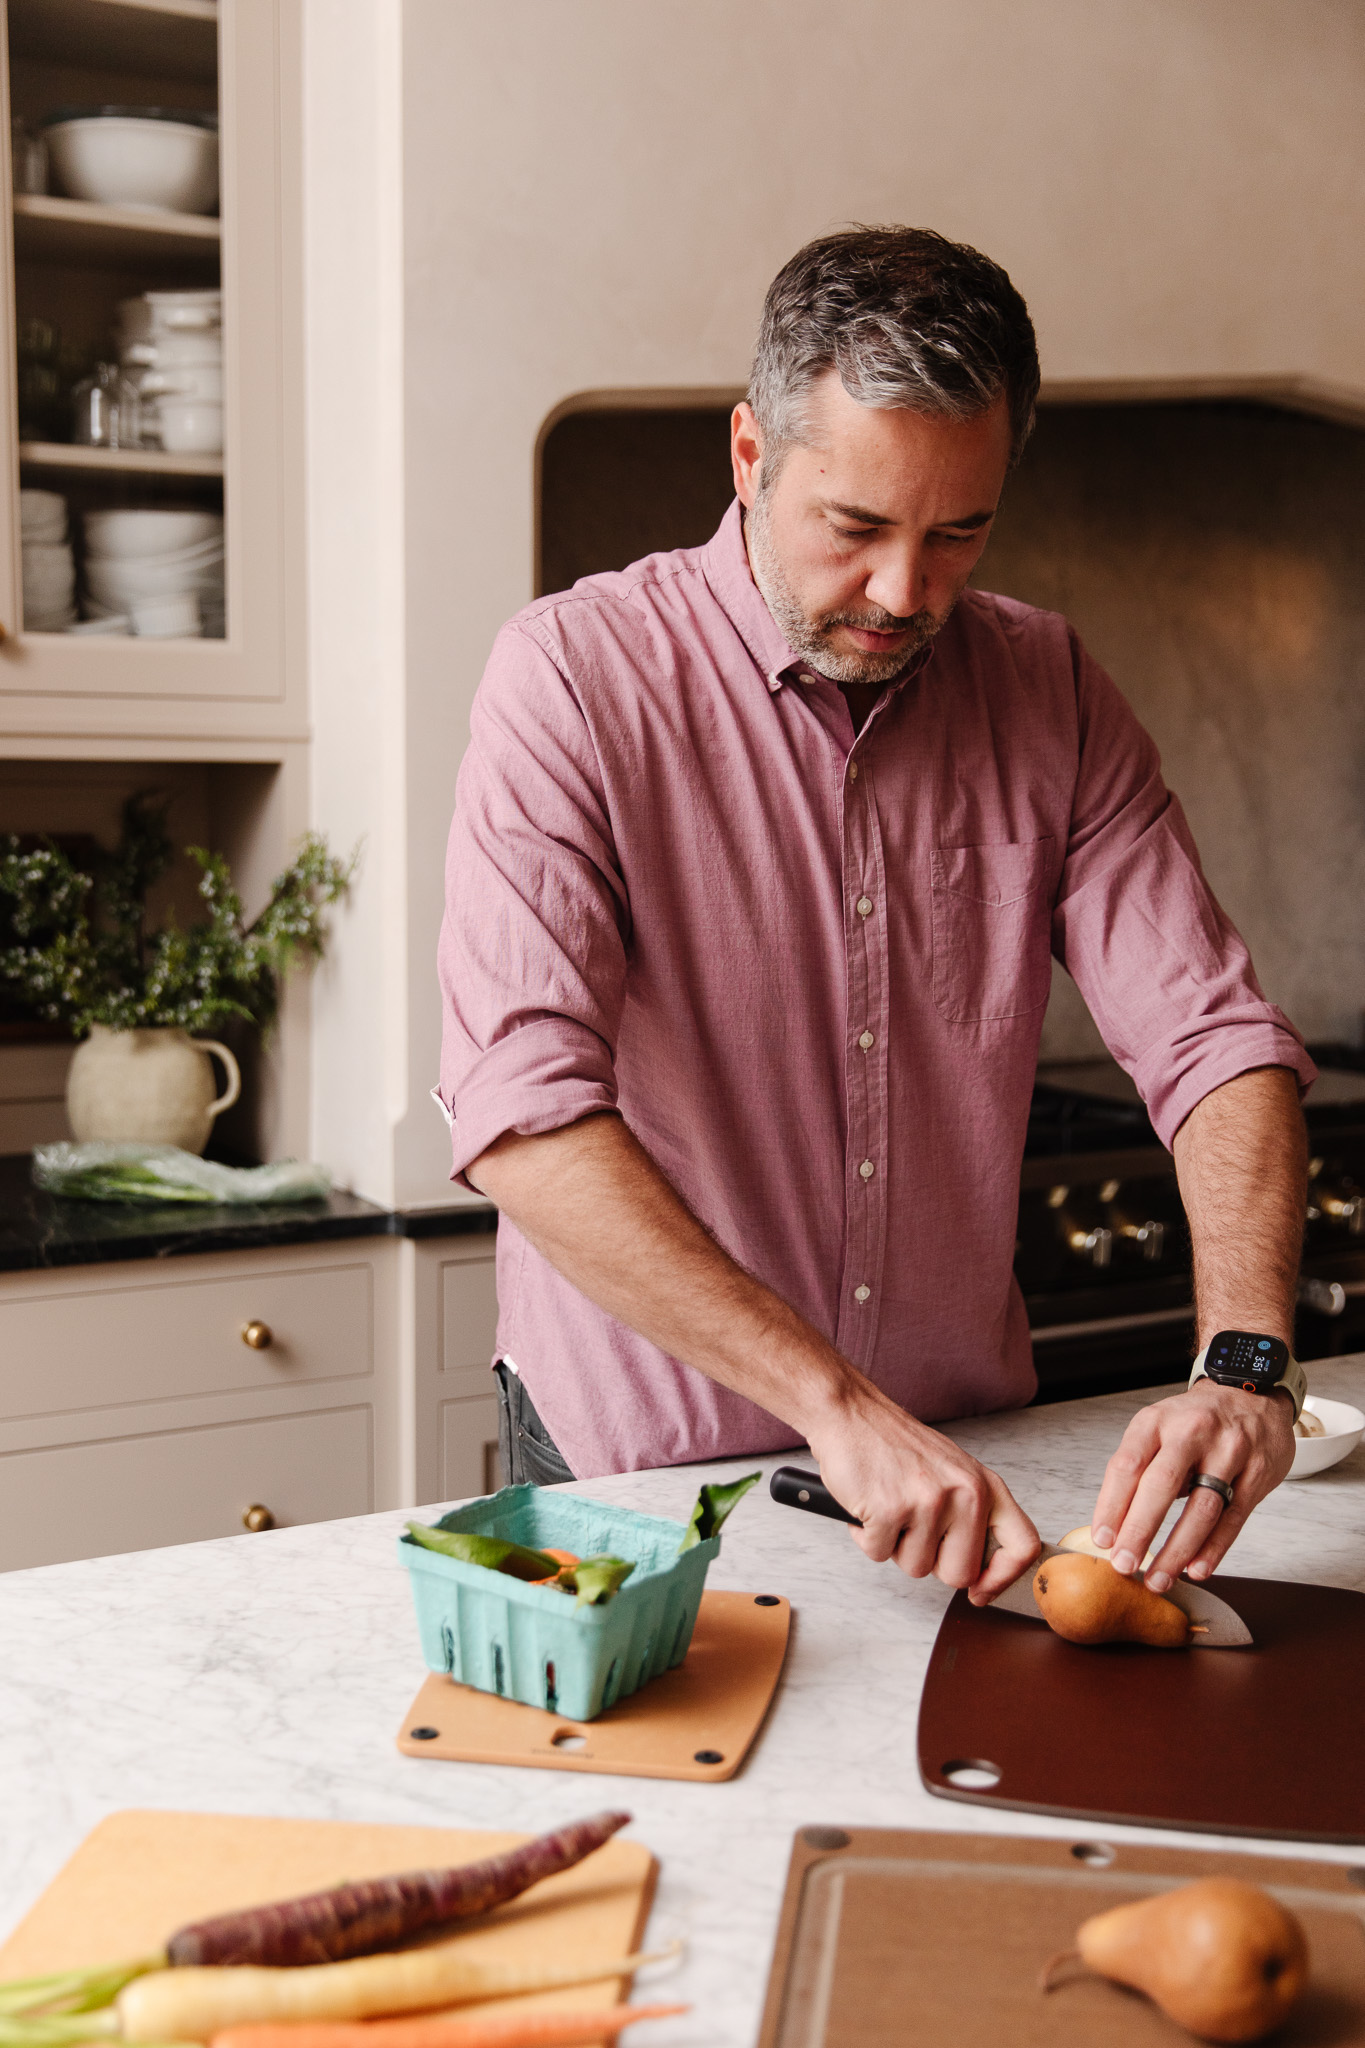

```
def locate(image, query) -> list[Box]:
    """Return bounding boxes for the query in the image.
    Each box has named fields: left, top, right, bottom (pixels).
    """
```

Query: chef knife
left=768, top=1465, right=1252, bottom=1646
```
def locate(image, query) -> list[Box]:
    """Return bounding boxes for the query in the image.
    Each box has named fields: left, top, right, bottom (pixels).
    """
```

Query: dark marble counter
left=0, top=1155, right=496, bottom=1273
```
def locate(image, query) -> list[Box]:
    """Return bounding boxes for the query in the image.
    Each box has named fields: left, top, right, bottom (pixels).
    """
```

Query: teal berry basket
left=399, top=1484, right=721, bottom=1723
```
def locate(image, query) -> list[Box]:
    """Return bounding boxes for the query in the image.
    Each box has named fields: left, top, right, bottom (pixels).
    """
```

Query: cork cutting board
left=0, top=1810, right=657, bottom=2036
left=398, top=1590, right=790, bottom=1781
left=756, top=1826, right=1365, bottom=2047
left=918, top=1574, right=1365, bottom=1841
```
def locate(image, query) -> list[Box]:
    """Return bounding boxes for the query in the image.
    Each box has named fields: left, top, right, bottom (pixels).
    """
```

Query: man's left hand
left=1089, top=1380, right=1296, bottom=1592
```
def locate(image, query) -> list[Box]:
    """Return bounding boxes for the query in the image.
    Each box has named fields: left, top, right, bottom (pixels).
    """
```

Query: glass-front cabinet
left=0, top=0, right=302, bottom=739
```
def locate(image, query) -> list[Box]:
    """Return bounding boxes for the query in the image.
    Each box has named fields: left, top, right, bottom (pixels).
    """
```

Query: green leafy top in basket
left=405, top=1471, right=759, bottom=1610
left=404, top=1523, right=636, bottom=1608
left=0, top=791, right=354, bottom=1036
left=678, top=1471, right=761, bottom=1551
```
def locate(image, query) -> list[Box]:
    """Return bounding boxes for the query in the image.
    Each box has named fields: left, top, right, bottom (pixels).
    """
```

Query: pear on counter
left=1032, top=1550, right=1189, bottom=1647
left=1071, top=1878, right=1308, bottom=2041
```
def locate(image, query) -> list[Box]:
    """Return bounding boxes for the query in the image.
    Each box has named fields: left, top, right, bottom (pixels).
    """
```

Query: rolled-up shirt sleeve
left=438, top=619, right=629, bottom=1185
left=1053, top=633, right=1316, bottom=1147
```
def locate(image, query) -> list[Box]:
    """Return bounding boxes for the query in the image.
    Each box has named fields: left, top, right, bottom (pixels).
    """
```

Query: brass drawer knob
left=241, top=1320, right=273, bottom=1350
left=242, top=1504, right=275, bottom=1533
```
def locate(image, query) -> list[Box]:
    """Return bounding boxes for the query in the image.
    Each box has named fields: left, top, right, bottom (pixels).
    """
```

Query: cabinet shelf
left=19, top=440, right=223, bottom=478
left=13, top=195, right=220, bottom=270
left=7, top=0, right=218, bottom=86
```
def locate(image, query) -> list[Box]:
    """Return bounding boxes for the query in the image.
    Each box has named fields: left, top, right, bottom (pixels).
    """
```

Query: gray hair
left=748, top=226, right=1040, bottom=473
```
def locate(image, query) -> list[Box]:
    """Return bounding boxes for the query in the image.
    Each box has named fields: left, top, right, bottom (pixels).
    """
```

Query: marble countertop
left=0, top=1154, right=495, bottom=1271
left=3, top=1359, right=1365, bottom=2045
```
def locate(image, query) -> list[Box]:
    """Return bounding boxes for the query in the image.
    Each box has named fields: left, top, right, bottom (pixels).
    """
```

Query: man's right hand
left=805, top=1377, right=1040, bottom=1602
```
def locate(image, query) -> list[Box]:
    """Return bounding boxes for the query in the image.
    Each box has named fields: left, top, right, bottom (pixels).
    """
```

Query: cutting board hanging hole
left=1070, top=1841, right=1117, bottom=1867
left=942, top=1759, right=1001, bottom=1789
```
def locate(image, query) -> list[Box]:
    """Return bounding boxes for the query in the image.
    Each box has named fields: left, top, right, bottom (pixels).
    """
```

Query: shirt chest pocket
left=931, top=837, right=1055, bottom=1023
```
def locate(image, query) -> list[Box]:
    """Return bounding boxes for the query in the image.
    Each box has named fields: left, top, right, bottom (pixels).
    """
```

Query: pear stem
left=1038, top=1947, right=1085, bottom=1993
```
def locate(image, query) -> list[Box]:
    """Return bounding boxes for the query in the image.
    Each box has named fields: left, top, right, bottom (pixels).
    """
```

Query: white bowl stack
left=82, top=508, right=225, bottom=639
left=21, top=489, right=76, bottom=632
left=118, top=289, right=223, bottom=456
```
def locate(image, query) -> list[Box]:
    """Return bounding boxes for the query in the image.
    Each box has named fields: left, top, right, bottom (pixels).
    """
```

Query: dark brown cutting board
left=756, top=1827, right=1365, bottom=2047
left=918, top=1574, right=1365, bottom=1841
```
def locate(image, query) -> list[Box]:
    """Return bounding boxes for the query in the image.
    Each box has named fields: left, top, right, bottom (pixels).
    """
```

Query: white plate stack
left=81, top=508, right=225, bottom=639
left=21, top=489, right=76, bottom=632
left=118, top=288, right=223, bottom=456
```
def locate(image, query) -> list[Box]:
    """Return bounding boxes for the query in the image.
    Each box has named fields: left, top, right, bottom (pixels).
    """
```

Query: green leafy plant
left=0, top=792, right=355, bottom=1037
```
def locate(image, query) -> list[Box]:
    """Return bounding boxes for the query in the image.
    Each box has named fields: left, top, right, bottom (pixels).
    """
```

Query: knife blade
left=768, top=1465, right=1253, bottom=1647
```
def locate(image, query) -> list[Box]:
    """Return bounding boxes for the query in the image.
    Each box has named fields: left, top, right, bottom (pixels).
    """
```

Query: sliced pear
left=1059, top=1523, right=1157, bottom=1571
left=1033, top=1552, right=1188, bottom=1648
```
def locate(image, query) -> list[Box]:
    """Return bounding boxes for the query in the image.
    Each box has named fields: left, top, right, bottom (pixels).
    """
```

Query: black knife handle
left=769, top=1465, right=863, bottom=1526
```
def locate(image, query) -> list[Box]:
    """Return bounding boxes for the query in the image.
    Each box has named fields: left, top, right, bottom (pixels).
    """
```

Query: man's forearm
left=467, top=1111, right=865, bottom=1439
left=469, top=1109, right=1040, bottom=1593
left=1090, top=1065, right=1304, bottom=1589
left=1172, top=1065, right=1307, bottom=1350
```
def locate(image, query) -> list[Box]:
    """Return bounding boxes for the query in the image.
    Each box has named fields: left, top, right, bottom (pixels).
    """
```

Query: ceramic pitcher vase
left=66, top=1024, right=241, bottom=1155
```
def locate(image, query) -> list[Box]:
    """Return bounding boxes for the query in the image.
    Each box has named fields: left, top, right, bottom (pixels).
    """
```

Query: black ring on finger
left=1189, top=1471, right=1235, bottom=1510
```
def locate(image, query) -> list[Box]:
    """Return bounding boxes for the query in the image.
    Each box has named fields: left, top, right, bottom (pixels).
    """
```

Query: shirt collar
left=699, top=496, right=934, bottom=698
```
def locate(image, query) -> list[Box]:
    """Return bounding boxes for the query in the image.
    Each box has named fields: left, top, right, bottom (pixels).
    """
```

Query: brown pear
left=1076, top=1878, right=1308, bottom=2041
left=1032, top=1550, right=1188, bottom=1647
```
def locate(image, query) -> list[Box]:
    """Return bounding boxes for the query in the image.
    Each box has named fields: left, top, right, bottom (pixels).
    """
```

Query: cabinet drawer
left=0, top=1261, right=373, bottom=1423
left=0, top=1405, right=372, bottom=1571
left=440, top=1393, right=501, bottom=1502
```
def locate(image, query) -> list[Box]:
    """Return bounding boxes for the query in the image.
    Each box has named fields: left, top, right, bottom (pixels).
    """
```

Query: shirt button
left=854, top=1284, right=871, bottom=1303
left=858, top=1030, right=874, bottom=1050
left=848, top=762, right=859, bottom=781
left=859, top=1159, right=875, bottom=1181
left=856, top=895, right=873, bottom=918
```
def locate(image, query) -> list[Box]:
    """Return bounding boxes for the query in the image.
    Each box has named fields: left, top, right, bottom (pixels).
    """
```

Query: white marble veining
left=3, top=1362, right=1365, bottom=2046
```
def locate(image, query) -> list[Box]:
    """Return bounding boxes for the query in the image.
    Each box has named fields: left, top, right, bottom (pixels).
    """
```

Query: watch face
left=1207, top=1329, right=1289, bottom=1392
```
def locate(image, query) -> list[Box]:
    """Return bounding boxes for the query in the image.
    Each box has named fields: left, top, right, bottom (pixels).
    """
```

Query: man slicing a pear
left=438, top=225, right=1314, bottom=1604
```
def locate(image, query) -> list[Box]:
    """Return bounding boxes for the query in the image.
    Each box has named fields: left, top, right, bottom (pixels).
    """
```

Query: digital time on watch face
left=1207, top=1330, right=1289, bottom=1389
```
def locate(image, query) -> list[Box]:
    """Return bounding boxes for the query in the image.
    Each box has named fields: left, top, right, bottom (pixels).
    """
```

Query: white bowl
left=83, top=509, right=221, bottom=558
left=45, top=115, right=218, bottom=216
left=1289, top=1395, right=1365, bottom=1478
left=158, top=397, right=223, bottom=454
left=86, top=560, right=222, bottom=607
left=140, top=364, right=223, bottom=404
left=130, top=591, right=201, bottom=639
left=20, top=488, right=67, bottom=540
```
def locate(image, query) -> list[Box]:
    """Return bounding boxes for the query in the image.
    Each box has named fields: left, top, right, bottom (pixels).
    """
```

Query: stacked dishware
left=118, top=289, right=223, bottom=456
left=21, top=489, right=76, bottom=632
left=81, top=508, right=224, bottom=639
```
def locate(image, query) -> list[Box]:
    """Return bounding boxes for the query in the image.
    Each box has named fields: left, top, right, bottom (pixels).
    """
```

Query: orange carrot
left=527, top=1548, right=581, bottom=1585
left=210, top=2005, right=686, bottom=2048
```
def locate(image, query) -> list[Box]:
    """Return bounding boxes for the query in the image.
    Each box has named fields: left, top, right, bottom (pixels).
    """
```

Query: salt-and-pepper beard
left=745, top=482, right=954, bottom=688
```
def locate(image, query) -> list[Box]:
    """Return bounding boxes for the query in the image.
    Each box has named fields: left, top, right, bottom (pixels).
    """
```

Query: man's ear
left=731, top=402, right=764, bottom=508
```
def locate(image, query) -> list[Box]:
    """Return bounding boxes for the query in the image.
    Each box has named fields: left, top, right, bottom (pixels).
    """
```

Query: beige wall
left=327, top=1, right=1365, bottom=1201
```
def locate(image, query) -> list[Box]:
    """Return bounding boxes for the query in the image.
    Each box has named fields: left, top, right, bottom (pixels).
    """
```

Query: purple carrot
left=164, top=1811, right=633, bottom=1967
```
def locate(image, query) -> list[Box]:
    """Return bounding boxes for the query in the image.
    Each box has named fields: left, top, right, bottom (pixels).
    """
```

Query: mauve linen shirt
left=438, top=501, right=1314, bottom=1477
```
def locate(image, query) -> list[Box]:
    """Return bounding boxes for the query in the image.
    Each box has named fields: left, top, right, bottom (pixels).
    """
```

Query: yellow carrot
left=209, top=2004, right=687, bottom=2048
left=117, top=1947, right=678, bottom=2043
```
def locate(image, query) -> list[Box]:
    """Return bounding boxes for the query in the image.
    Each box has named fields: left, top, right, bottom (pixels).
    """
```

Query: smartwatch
left=1189, top=1330, right=1306, bottom=1421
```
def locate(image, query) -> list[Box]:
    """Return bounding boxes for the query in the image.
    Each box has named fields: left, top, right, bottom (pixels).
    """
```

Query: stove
left=1021, top=1049, right=1365, bottom=1402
